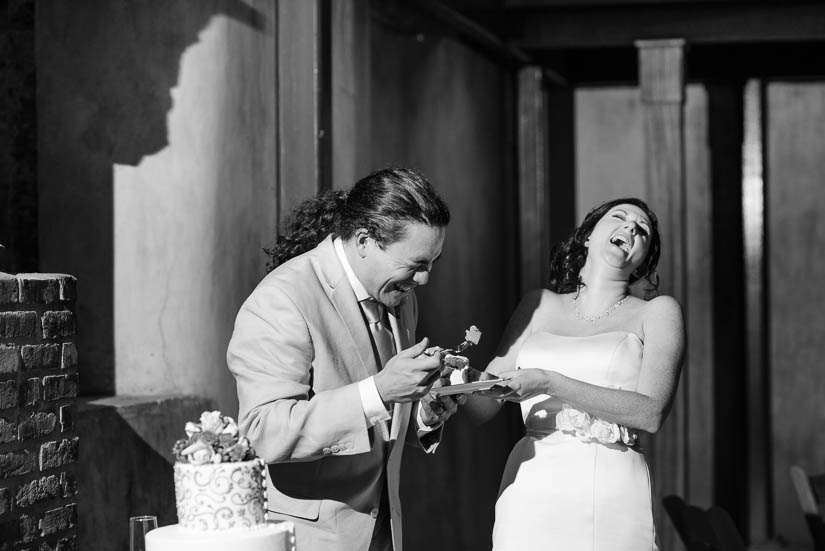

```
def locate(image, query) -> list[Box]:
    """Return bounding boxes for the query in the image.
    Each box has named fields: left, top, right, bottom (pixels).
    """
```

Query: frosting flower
left=172, top=411, right=257, bottom=464
left=199, top=411, right=225, bottom=434
left=182, top=440, right=215, bottom=465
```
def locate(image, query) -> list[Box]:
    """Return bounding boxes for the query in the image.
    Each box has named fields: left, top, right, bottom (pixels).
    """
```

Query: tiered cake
left=146, top=411, right=295, bottom=551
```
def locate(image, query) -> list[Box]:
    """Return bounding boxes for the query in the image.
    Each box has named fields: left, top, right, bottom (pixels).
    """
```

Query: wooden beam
left=373, top=0, right=557, bottom=73
left=636, top=38, right=687, bottom=551
left=506, top=0, right=786, bottom=6
left=408, top=0, right=533, bottom=66
left=517, top=67, right=548, bottom=294
left=277, top=0, right=328, bottom=223
left=499, top=3, right=825, bottom=49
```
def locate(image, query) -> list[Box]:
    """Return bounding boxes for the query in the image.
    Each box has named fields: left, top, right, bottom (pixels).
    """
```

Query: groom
left=227, top=168, right=461, bottom=551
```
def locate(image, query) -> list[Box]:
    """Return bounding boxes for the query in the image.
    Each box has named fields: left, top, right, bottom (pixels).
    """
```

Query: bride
left=466, top=198, right=684, bottom=551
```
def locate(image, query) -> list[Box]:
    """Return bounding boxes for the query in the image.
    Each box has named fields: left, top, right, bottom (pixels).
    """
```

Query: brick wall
left=0, top=273, right=77, bottom=551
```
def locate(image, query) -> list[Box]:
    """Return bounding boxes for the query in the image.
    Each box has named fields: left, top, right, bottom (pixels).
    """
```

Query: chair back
left=790, top=465, right=825, bottom=551
left=663, top=495, right=746, bottom=551
left=706, top=507, right=747, bottom=551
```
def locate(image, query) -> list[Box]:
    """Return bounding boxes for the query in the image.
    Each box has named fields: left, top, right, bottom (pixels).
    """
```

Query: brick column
left=0, top=273, right=78, bottom=551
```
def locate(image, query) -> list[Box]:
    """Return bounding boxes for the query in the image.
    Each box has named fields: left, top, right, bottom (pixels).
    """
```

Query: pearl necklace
left=571, top=294, right=629, bottom=322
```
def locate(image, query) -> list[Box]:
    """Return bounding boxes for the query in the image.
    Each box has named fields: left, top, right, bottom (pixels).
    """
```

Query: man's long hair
left=265, top=168, right=450, bottom=271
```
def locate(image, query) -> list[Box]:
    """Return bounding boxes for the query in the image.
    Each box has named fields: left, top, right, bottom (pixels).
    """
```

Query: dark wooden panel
left=332, top=0, right=372, bottom=189
left=707, top=80, right=748, bottom=532
left=684, top=84, right=715, bottom=508
left=767, top=81, right=825, bottom=547
left=278, top=0, right=326, bottom=221
left=369, top=21, right=521, bottom=551
left=546, top=84, right=576, bottom=246
left=517, top=66, right=548, bottom=294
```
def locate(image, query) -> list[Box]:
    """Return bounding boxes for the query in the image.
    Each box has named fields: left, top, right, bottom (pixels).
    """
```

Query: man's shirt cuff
left=416, top=402, right=441, bottom=433
left=359, top=376, right=392, bottom=426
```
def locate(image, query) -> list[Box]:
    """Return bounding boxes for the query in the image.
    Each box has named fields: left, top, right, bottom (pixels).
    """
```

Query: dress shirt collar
left=333, top=237, right=371, bottom=303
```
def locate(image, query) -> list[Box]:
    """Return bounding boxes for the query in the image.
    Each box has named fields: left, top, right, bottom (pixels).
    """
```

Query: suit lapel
left=314, top=237, right=376, bottom=381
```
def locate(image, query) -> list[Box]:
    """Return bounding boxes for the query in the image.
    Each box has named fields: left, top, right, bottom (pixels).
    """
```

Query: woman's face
left=585, top=203, right=653, bottom=274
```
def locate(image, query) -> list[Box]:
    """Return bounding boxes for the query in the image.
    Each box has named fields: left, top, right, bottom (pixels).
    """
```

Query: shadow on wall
left=77, top=395, right=214, bottom=550
left=37, top=0, right=266, bottom=395
left=65, top=0, right=266, bottom=166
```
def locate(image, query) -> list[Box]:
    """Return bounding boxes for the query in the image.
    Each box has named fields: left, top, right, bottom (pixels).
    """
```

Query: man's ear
left=354, top=228, right=371, bottom=258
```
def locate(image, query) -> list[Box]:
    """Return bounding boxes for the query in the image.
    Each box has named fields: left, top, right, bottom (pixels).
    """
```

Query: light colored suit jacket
left=227, top=236, right=438, bottom=551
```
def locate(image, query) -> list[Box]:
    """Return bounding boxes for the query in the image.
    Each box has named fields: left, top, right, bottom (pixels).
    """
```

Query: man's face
left=355, top=222, right=446, bottom=308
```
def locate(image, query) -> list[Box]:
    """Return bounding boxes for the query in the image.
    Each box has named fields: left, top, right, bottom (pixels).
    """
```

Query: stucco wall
left=37, top=0, right=276, bottom=413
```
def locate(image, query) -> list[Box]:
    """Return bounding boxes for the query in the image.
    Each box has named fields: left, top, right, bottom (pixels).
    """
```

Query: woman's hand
left=493, top=368, right=553, bottom=402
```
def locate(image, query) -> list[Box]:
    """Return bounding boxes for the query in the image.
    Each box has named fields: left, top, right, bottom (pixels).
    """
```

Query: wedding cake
left=145, top=411, right=295, bottom=551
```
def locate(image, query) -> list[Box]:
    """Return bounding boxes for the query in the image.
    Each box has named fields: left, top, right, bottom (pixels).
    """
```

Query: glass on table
left=129, top=515, right=158, bottom=551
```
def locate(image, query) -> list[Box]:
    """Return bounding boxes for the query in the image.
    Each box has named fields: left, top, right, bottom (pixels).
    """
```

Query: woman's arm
left=462, top=289, right=544, bottom=426
left=498, top=295, right=685, bottom=433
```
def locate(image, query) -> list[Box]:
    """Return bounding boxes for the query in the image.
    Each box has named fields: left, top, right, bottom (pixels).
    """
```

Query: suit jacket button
left=323, top=447, right=332, bottom=455
left=370, top=508, right=379, bottom=518
left=331, top=444, right=341, bottom=453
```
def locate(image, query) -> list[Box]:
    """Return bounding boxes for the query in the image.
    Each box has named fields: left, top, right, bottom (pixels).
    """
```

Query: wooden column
left=517, top=66, right=548, bottom=294
left=331, top=0, right=371, bottom=190
left=742, top=78, right=770, bottom=543
left=636, top=38, right=687, bottom=551
left=277, top=0, right=329, bottom=223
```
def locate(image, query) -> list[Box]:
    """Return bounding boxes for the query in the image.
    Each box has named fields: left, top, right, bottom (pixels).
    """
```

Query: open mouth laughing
left=609, top=231, right=633, bottom=254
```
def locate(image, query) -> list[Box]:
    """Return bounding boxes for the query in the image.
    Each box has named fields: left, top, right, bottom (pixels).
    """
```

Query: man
left=227, top=168, right=459, bottom=551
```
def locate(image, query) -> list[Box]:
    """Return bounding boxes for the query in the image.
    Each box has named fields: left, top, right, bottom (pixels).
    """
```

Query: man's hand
left=374, top=338, right=442, bottom=404
left=419, top=377, right=466, bottom=426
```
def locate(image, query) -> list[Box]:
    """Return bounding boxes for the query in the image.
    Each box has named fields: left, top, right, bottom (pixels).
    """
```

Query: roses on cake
left=172, top=411, right=257, bottom=465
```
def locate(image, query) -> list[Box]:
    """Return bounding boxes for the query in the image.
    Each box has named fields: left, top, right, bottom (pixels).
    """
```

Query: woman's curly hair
left=264, top=168, right=450, bottom=272
left=547, top=197, right=661, bottom=294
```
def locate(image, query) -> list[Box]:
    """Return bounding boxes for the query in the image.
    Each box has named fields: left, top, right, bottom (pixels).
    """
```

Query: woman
left=467, top=198, right=684, bottom=551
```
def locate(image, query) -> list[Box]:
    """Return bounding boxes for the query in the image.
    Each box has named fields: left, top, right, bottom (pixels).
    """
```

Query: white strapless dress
left=492, top=331, right=658, bottom=551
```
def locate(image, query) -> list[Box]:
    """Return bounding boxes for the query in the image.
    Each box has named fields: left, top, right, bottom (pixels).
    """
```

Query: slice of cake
left=146, top=411, right=295, bottom=551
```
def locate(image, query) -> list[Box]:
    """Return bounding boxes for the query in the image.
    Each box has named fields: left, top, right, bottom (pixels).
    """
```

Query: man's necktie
left=360, top=299, right=396, bottom=370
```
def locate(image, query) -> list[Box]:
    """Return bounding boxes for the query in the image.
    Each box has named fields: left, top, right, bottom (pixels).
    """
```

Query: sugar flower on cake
left=172, top=410, right=257, bottom=464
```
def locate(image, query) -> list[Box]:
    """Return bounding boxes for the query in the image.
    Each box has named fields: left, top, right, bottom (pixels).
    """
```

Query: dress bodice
left=494, top=331, right=657, bottom=551
left=515, top=331, right=643, bottom=430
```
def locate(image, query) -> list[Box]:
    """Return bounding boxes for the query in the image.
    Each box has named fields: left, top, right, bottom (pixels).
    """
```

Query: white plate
left=430, top=379, right=506, bottom=396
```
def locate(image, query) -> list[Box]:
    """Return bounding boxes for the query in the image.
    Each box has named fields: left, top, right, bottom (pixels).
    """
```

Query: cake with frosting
left=146, top=411, right=295, bottom=551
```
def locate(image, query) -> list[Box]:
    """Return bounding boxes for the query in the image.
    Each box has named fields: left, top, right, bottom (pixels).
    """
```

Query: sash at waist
left=523, top=414, right=560, bottom=439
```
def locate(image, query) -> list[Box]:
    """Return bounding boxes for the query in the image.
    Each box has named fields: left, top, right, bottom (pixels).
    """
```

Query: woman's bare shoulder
left=639, top=294, right=684, bottom=327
